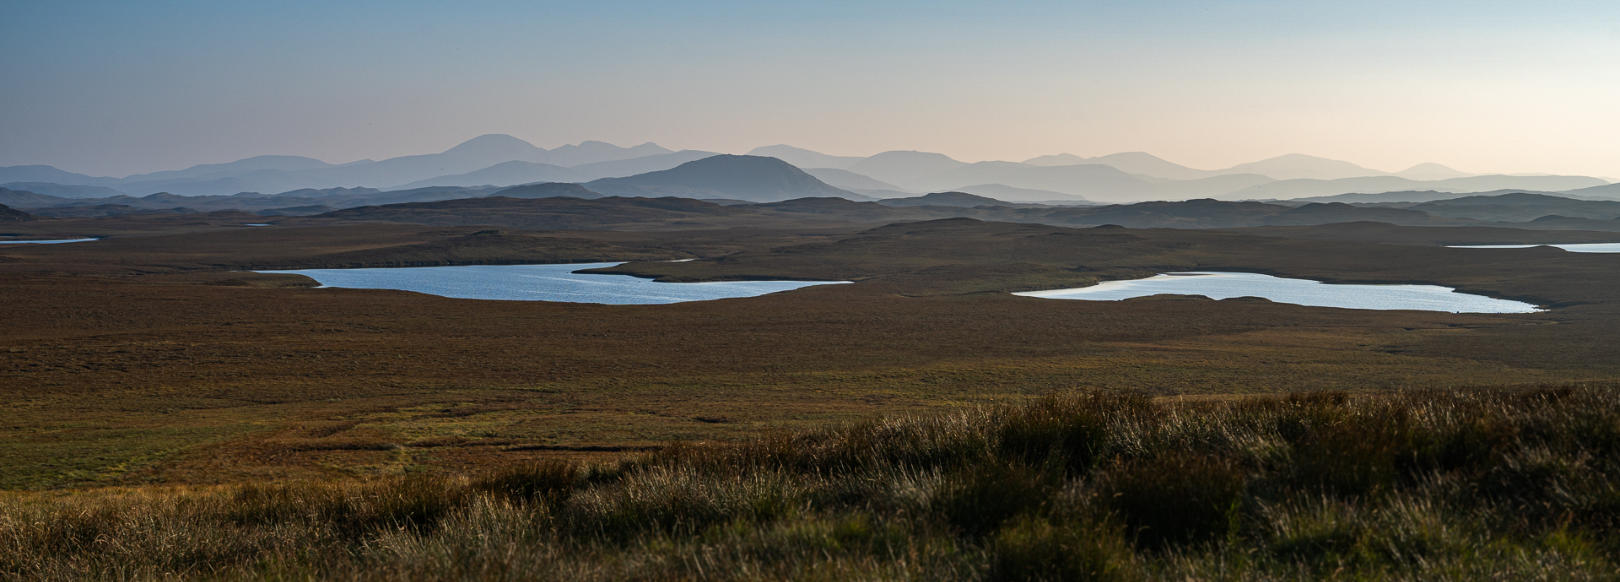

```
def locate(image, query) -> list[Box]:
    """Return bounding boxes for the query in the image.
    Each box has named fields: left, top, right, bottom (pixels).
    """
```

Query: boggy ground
left=2, top=215, right=1619, bottom=490
left=3, top=387, right=1617, bottom=580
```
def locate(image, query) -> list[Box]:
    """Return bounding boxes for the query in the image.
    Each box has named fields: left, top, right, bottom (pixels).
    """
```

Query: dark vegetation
left=0, top=202, right=30, bottom=222
left=5, top=211, right=1620, bottom=491
left=5, top=191, right=1620, bottom=579
left=4, top=386, right=1617, bottom=580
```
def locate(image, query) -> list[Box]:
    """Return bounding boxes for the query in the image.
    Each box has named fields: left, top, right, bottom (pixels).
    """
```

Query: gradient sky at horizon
left=2, top=0, right=1617, bottom=177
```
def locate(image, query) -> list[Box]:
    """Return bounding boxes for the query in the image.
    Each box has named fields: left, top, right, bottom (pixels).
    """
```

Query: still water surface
left=257, top=262, right=849, bottom=304
left=1014, top=272, right=1541, bottom=313
left=0, top=238, right=98, bottom=245
left=1447, top=243, right=1620, bottom=253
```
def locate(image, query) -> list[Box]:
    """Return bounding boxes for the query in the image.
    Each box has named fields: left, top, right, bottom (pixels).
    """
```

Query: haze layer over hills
left=1, top=134, right=1613, bottom=206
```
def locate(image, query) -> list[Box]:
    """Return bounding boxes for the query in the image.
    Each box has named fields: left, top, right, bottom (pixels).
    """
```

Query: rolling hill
left=0, top=202, right=31, bottom=221
left=1407, top=192, right=1620, bottom=222
left=847, top=151, right=970, bottom=188
left=399, top=161, right=583, bottom=189
left=0, top=136, right=689, bottom=197
left=1226, top=175, right=1607, bottom=200
left=748, top=145, right=865, bottom=170
left=876, top=192, right=1015, bottom=208
left=1219, top=154, right=1386, bottom=181
left=953, top=184, right=1089, bottom=203
left=1394, top=163, right=1472, bottom=181
left=802, top=168, right=905, bottom=193
left=584, top=155, right=860, bottom=202
left=6, top=140, right=1614, bottom=205
left=0, top=182, right=126, bottom=198
left=490, top=182, right=601, bottom=199
left=1024, top=152, right=1216, bottom=180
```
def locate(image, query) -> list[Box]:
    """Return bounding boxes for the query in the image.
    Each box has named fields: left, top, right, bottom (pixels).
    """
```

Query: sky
left=2, top=0, right=1618, bottom=178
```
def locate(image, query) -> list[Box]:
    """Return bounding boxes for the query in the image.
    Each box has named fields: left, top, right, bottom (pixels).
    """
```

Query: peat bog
left=4, top=209, right=1620, bottom=580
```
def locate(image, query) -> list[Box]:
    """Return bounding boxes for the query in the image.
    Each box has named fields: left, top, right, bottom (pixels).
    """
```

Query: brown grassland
left=3, top=209, right=1620, bottom=578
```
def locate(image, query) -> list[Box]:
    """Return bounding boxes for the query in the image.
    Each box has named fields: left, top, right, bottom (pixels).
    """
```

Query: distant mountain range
left=0, top=156, right=857, bottom=215
left=0, top=135, right=701, bottom=197
left=2, top=135, right=1614, bottom=204
left=296, top=190, right=1620, bottom=233
left=12, top=163, right=1620, bottom=235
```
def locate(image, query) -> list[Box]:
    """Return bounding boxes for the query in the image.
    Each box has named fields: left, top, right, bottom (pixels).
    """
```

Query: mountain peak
left=583, top=154, right=858, bottom=202
left=1094, top=151, right=1172, bottom=163
left=443, top=134, right=543, bottom=158
left=865, top=150, right=961, bottom=163
left=1224, top=154, right=1384, bottom=180
left=746, top=145, right=864, bottom=170
left=1395, top=162, right=1471, bottom=181
left=1022, top=153, right=1085, bottom=166
left=540, top=140, right=673, bottom=167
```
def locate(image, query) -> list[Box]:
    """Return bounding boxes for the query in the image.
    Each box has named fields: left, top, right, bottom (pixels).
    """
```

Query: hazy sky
left=3, top=0, right=1618, bottom=177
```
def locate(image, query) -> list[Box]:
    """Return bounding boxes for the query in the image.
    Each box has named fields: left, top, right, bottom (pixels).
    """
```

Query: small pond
left=1014, top=272, right=1541, bottom=313
left=0, top=238, right=99, bottom=245
left=1447, top=243, right=1620, bottom=253
left=256, top=262, right=849, bottom=304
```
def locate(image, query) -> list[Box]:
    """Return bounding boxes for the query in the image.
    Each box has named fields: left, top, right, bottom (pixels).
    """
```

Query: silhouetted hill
left=121, top=155, right=334, bottom=185
left=28, top=204, right=183, bottom=219
left=802, top=168, right=903, bottom=193
left=0, top=202, right=31, bottom=221
left=439, top=134, right=547, bottom=162
left=490, top=182, right=601, bottom=199
left=754, top=197, right=901, bottom=215
left=1021, top=153, right=1088, bottom=166
left=1288, top=190, right=1496, bottom=204
left=0, top=184, right=509, bottom=216
left=266, top=190, right=1620, bottom=231
left=0, top=182, right=126, bottom=198
left=275, top=187, right=382, bottom=199
left=1220, top=154, right=1385, bottom=180
left=1024, top=152, right=1215, bottom=180
left=584, top=155, right=859, bottom=202
left=566, top=150, right=720, bottom=181
left=76, top=136, right=681, bottom=196
left=1068, top=199, right=1289, bottom=228
left=1264, top=203, right=1437, bottom=226
left=847, top=151, right=968, bottom=188
left=1228, top=175, right=1606, bottom=200
left=0, top=187, right=72, bottom=209
left=923, top=162, right=1152, bottom=200
left=1394, top=163, right=1471, bottom=181
left=542, top=141, right=671, bottom=167
left=317, top=196, right=752, bottom=229
left=1522, top=215, right=1620, bottom=230
left=0, top=165, right=109, bottom=186
left=748, top=145, right=864, bottom=170
left=878, top=192, right=1014, bottom=208
left=401, top=161, right=582, bottom=188
left=1563, top=183, right=1620, bottom=201
left=1409, top=193, right=1620, bottom=222
left=954, top=184, right=1089, bottom=203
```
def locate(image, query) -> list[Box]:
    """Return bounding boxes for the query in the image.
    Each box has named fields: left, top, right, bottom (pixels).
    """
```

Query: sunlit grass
left=4, top=385, right=1616, bottom=580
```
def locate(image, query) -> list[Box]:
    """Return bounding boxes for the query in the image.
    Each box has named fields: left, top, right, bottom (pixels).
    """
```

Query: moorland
left=4, top=143, right=1620, bottom=578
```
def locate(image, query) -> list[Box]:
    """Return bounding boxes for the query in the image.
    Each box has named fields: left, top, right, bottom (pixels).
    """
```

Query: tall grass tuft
left=3, top=384, right=1618, bottom=580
